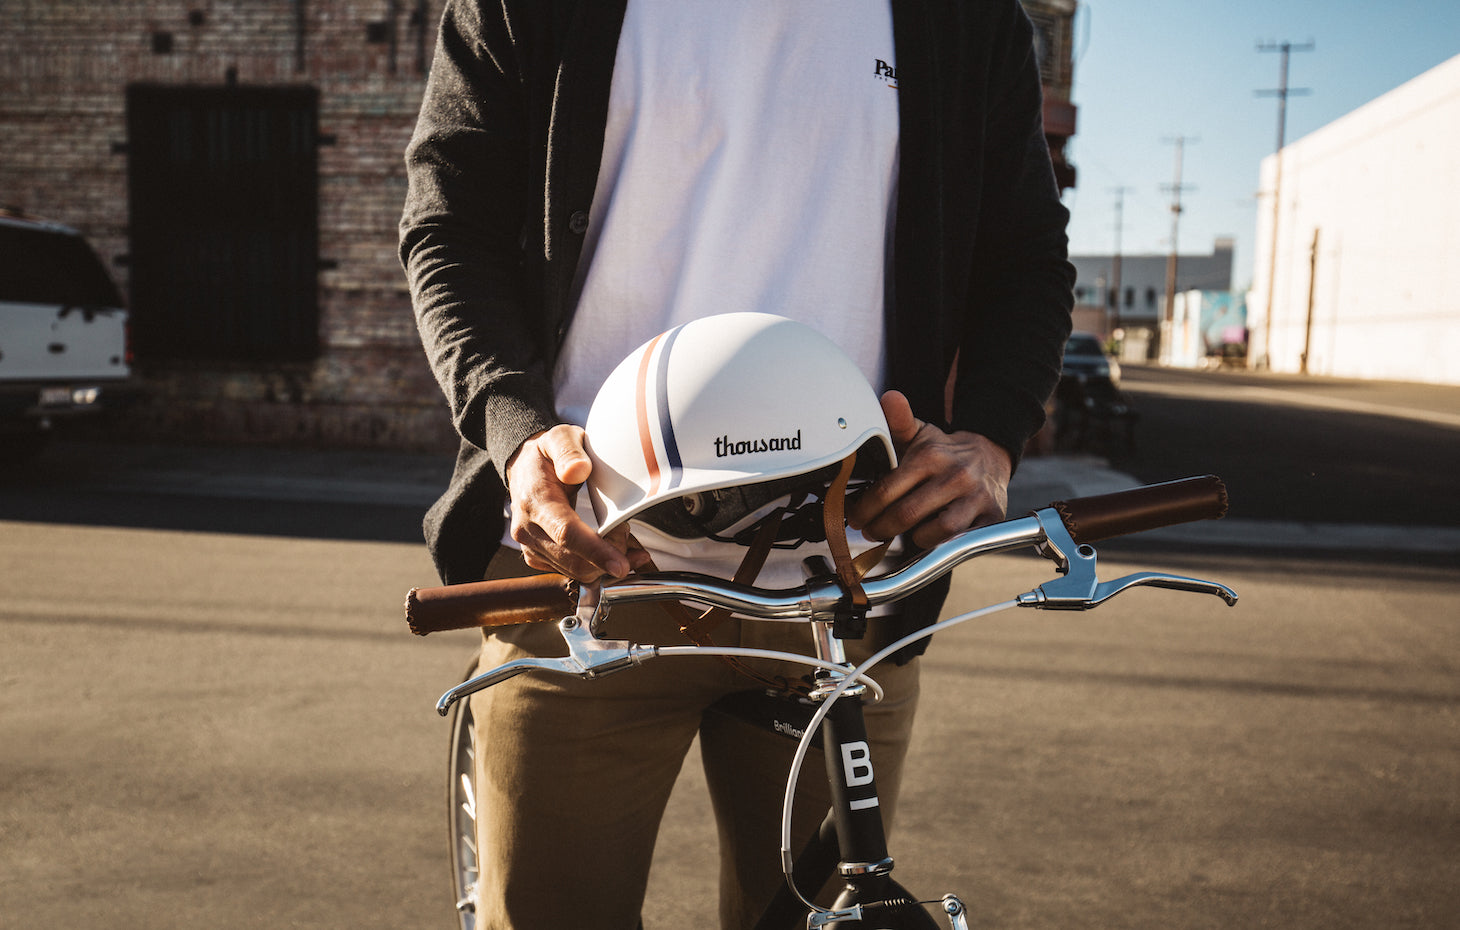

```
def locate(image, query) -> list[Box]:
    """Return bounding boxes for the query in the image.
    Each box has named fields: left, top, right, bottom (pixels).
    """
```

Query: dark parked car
left=1056, top=332, right=1135, bottom=456
left=1060, top=332, right=1121, bottom=386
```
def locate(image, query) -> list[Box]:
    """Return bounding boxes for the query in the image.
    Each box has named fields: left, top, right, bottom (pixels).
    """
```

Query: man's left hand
left=847, top=391, right=1012, bottom=550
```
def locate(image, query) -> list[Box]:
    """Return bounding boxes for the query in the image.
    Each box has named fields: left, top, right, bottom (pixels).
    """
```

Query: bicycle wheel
left=447, top=659, right=481, bottom=930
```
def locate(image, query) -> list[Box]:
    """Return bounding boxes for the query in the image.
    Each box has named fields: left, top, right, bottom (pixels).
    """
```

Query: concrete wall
left=1248, top=53, right=1460, bottom=385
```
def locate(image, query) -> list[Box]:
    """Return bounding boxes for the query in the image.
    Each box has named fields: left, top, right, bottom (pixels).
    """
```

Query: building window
left=1146, top=287, right=1158, bottom=308
left=1024, top=9, right=1062, bottom=85
left=1125, top=287, right=1135, bottom=307
left=125, top=84, right=320, bottom=363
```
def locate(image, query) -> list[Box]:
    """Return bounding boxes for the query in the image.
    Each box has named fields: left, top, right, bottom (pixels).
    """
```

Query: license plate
left=39, top=387, right=73, bottom=407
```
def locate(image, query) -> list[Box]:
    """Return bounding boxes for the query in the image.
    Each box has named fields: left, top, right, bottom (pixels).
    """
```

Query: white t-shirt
left=536, top=0, right=901, bottom=588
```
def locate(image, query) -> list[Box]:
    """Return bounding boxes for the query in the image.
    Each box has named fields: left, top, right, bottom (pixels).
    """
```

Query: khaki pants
left=469, top=548, right=922, bottom=929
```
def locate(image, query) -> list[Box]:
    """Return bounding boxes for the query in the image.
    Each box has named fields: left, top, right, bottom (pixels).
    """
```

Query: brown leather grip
left=404, top=573, right=577, bottom=636
left=1049, top=475, right=1229, bottom=544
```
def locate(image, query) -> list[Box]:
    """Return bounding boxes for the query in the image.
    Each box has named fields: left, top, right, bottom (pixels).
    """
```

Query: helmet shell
left=584, top=313, right=895, bottom=535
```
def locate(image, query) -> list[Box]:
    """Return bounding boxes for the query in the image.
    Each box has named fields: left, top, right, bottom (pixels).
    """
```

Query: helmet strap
left=821, top=452, right=889, bottom=639
left=641, top=451, right=890, bottom=697
left=644, top=508, right=815, bottom=696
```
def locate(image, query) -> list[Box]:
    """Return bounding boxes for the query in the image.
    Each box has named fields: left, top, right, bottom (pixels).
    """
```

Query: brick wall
left=0, top=0, right=456, bottom=451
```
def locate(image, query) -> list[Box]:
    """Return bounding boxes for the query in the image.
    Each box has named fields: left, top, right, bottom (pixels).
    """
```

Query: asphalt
left=11, top=437, right=1458, bottom=559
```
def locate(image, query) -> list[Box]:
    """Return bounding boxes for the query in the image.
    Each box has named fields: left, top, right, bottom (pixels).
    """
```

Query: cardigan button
left=568, top=211, right=590, bottom=235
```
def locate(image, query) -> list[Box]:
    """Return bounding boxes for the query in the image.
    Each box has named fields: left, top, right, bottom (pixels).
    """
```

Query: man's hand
left=847, top=391, right=1013, bottom=550
left=505, top=424, right=648, bottom=581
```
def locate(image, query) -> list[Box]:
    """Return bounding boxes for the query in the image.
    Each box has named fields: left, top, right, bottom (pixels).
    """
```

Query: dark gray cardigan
left=400, top=0, right=1075, bottom=585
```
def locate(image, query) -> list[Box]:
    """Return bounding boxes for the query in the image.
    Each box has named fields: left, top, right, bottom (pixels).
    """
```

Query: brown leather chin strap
left=674, top=502, right=788, bottom=646
left=821, top=452, right=889, bottom=614
left=642, top=452, right=889, bottom=697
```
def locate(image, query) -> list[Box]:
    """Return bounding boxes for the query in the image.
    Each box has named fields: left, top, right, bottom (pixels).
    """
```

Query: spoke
left=459, top=772, right=476, bottom=820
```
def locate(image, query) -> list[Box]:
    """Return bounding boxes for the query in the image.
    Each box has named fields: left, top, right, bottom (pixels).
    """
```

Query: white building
left=1071, top=239, right=1234, bottom=326
left=1070, top=238, right=1233, bottom=360
left=1249, top=53, right=1460, bottom=384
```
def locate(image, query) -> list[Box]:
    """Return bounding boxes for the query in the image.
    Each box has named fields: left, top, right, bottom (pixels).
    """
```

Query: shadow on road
left=0, top=438, right=442, bottom=544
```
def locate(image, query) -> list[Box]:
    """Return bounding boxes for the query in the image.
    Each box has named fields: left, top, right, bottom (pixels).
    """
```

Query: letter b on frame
left=841, top=741, right=874, bottom=787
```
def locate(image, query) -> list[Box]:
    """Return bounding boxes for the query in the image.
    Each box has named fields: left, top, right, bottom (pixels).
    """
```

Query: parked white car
left=0, top=212, right=134, bottom=462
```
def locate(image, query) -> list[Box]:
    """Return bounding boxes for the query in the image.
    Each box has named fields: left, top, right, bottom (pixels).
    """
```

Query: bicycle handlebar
left=406, top=571, right=575, bottom=636
left=1048, top=474, right=1228, bottom=543
left=404, top=475, right=1230, bottom=637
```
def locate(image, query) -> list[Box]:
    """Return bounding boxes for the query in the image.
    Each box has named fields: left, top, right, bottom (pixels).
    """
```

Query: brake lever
left=436, top=654, right=579, bottom=715
left=434, top=582, right=657, bottom=716
left=1018, top=508, right=1238, bottom=610
left=1094, top=571, right=1237, bottom=607
left=1019, top=571, right=1239, bottom=610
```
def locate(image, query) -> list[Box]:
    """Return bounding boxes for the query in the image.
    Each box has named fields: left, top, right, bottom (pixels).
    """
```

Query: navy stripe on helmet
left=655, top=325, right=684, bottom=490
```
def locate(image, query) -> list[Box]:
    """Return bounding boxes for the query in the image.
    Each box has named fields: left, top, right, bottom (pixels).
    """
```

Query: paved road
left=1, top=375, right=1457, bottom=927
left=0, top=517, right=471, bottom=926
left=1009, top=365, right=1460, bottom=563
left=1113, top=365, right=1460, bottom=530
left=2, top=517, right=1455, bottom=929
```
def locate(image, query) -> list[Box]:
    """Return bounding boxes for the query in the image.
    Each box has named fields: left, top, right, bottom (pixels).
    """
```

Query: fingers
left=850, top=448, right=987, bottom=546
left=512, top=502, right=632, bottom=580
left=507, top=426, right=632, bottom=582
left=879, top=390, right=923, bottom=453
left=847, top=390, right=934, bottom=537
left=605, top=525, right=655, bottom=573
left=848, top=414, right=1012, bottom=549
left=536, top=424, right=594, bottom=486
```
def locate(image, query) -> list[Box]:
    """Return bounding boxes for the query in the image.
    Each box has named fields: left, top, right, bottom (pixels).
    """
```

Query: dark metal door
left=125, top=84, right=320, bottom=362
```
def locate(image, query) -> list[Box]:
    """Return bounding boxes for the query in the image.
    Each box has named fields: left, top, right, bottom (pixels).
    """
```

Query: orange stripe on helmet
left=635, top=333, right=665, bottom=497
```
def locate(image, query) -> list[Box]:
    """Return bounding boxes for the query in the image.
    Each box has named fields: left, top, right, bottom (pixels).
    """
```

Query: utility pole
left=1256, top=40, right=1313, bottom=368
left=1108, top=186, right=1132, bottom=336
left=1161, top=137, right=1196, bottom=363
left=1301, top=228, right=1320, bottom=375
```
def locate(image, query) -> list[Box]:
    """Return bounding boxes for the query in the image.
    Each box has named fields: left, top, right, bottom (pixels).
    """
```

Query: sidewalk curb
left=17, top=441, right=1458, bottom=558
left=1009, top=454, right=1460, bottom=558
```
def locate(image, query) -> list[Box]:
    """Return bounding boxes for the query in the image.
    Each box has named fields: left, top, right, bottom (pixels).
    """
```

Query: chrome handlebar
left=603, top=508, right=1235, bottom=619
left=433, top=507, right=1237, bottom=715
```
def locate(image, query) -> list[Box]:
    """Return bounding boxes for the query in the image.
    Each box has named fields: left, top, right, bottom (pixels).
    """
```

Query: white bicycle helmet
left=584, top=313, right=896, bottom=541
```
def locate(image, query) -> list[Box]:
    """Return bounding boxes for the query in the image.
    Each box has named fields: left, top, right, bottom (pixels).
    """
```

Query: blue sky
left=1060, top=0, right=1460, bottom=289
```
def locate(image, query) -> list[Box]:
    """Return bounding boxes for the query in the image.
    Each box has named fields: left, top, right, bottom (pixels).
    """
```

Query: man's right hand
left=505, top=424, right=647, bottom=582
